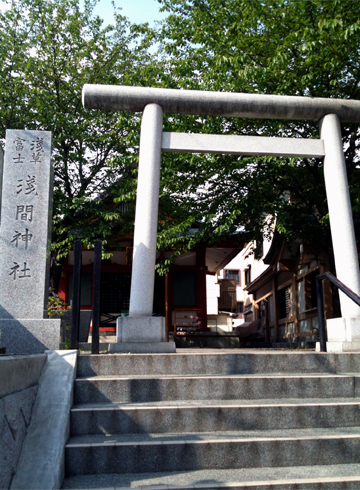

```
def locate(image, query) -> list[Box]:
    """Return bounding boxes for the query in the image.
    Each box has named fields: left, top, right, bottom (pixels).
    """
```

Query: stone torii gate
left=82, top=84, right=360, bottom=353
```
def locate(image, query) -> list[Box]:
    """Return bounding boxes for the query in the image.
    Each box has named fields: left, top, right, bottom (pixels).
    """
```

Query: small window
left=312, top=317, right=319, bottom=331
left=244, top=266, right=252, bottom=286
left=288, top=322, right=295, bottom=335
left=307, top=270, right=319, bottom=309
left=298, top=280, right=305, bottom=312
left=279, top=285, right=292, bottom=319
left=224, top=269, right=240, bottom=284
left=237, top=301, right=244, bottom=313
left=298, top=270, right=319, bottom=312
left=300, top=319, right=311, bottom=332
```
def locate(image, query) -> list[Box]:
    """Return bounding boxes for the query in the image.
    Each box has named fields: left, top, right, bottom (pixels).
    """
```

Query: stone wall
left=0, top=354, right=46, bottom=489
left=0, top=386, right=38, bottom=489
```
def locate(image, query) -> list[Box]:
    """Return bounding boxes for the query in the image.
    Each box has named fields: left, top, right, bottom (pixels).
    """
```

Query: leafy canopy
left=2, top=0, right=360, bottom=279
left=0, top=0, right=154, bottom=263
left=151, top=0, right=360, bottom=263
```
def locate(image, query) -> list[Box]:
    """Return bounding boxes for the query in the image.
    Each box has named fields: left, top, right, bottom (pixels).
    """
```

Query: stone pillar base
left=316, top=341, right=360, bottom=352
left=109, top=316, right=176, bottom=353
left=0, top=319, right=61, bottom=355
left=316, top=317, right=360, bottom=352
left=116, top=316, right=166, bottom=342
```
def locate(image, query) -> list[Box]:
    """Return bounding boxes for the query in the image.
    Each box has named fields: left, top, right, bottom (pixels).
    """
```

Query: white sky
left=92, top=0, right=167, bottom=26
left=0, top=0, right=168, bottom=26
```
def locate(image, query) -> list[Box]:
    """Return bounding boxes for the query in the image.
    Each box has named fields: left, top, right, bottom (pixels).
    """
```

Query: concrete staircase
left=61, top=351, right=360, bottom=489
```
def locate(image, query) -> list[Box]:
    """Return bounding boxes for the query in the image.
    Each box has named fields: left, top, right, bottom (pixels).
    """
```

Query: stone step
left=76, top=352, right=360, bottom=377
left=74, top=373, right=358, bottom=404
left=65, top=427, right=360, bottom=476
left=67, top=353, right=360, bottom=488
left=61, top=463, right=360, bottom=489
left=62, top=477, right=360, bottom=489
left=70, top=397, right=360, bottom=436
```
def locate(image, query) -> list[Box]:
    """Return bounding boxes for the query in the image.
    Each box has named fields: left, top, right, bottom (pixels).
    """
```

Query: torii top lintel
left=82, top=84, right=360, bottom=123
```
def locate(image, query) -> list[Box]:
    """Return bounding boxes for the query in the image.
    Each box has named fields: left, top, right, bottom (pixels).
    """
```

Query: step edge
left=109, top=476, right=360, bottom=489
left=61, top=475, right=360, bottom=490
left=65, top=432, right=360, bottom=448
left=74, top=373, right=356, bottom=381
left=70, top=400, right=360, bottom=411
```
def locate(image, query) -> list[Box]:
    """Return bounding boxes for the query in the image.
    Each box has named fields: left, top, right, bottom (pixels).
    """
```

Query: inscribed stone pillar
left=0, top=130, right=60, bottom=354
left=0, top=146, right=3, bottom=225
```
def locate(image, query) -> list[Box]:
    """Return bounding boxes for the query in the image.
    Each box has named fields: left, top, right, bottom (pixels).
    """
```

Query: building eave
left=245, top=265, right=275, bottom=293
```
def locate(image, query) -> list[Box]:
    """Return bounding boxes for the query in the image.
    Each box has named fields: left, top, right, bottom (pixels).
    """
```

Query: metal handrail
left=92, top=241, right=101, bottom=354
left=68, top=240, right=102, bottom=353
left=70, top=241, right=82, bottom=350
left=316, top=272, right=360, bottom=352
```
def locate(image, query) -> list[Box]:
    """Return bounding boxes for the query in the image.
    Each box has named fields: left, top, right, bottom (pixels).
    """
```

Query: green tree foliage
left=2, top=0, right=360, bottom=284
left=153, top=0, right=360, bottom=265
left=0, top=0, right=155, bottom=286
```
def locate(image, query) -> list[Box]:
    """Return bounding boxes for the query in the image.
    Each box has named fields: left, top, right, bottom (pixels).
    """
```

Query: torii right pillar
left=320, top=114, right=360, bottom=352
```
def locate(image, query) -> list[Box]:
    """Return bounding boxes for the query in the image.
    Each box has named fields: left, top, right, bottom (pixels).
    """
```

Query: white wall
left=220, top=238, right=270, bottom=316
left=206, top=274, right=220, bottom=315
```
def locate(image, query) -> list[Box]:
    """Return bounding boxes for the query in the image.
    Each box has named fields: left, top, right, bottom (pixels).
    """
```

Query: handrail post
left=70, top=240, right=82, bottom=350
left=92, top=241, right=101, bottom=354
left=316, top=275, right=327, bottom=352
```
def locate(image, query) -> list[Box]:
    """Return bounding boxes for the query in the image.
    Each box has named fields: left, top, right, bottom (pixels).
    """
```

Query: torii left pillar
left=109, top=104, right=175, bottom=353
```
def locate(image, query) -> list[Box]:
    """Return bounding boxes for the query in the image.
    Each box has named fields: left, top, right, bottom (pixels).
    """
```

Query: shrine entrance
left=82, top=84, right=360, bottom=353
